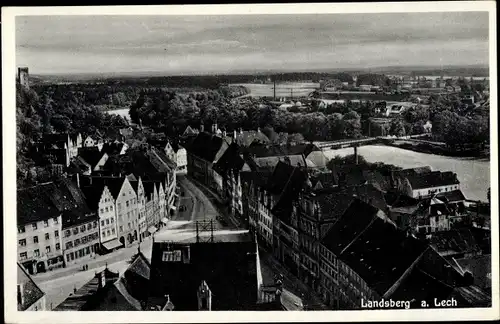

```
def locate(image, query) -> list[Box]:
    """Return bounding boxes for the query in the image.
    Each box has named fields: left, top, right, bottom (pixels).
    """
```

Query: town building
left=34, top=133, right=83, bottom=167
left=17, top=180, right=78, bottom=274
left=17, top=67, right=30, bottom=89
left=186, top=129, right=230, bottom=191
left=391, top=167, right=461, bottom=199
left=17, top=263, right=46, bottom=311
left=61, top=209, right=99, bottom=267
left=318, top=198, right=474, bottom=309
left=146, top=233, right=267, bottom=311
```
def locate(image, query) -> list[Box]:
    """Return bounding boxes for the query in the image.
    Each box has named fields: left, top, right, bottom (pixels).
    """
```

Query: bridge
left=314, top=137, right=380, bottom=150
left=314, top=133, right=433, bottom=150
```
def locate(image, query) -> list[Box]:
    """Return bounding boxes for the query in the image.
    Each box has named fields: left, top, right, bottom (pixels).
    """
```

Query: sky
left=15, top=12, right=490, bottom=75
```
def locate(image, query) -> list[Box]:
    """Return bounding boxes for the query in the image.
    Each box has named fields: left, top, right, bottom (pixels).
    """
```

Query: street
left=33, top=174, right=310, bottom=311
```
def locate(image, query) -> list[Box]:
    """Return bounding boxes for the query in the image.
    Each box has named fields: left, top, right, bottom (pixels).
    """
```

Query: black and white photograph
left=2, top=2, right=498, bottom=322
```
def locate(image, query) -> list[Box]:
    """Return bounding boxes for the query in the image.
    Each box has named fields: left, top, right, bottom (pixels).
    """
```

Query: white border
left=2, top=2, right=498, bottom=323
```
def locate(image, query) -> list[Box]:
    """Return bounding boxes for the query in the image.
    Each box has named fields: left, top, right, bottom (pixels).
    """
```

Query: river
left=106, top=108, right=130, bottom=119
left=323, top=145, right=490, bottom=202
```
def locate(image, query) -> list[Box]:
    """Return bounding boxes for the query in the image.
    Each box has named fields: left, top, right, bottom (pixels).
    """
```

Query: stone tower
left=18, top=67, right=29, bottom=89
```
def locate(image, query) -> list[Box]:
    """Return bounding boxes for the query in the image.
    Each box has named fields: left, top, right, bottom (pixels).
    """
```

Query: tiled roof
left=453, top=255, right=491, bottom=290
left=428, top=228, right=482, bottom=256
left=187, top=132, right=228, bottom=162
left=54, top=268, right=119, bottom=311
left=389, top=267, right=454, bottom=306
left=271, top=163, right=308, bottom=224
left=310, top=171, right=337, bottom=190
left=320, top=199, right=381, bottom=254
left=17, top=179, right=89, bottom=225
left=17, top=183, right=62, bottom=225
left=401, top=171, right=460, bottom=190
left=233, top=130, right=270, bottom=147
left=385, top=191, right=420, bottom=207
left=436, top=190, right=466, bottom=202
left=213, top=143, right=245, bottom=175
left=78, top=147, right=104, bottom=168
left=80, top=176, right=126, bottom=200
left=338, top=216, right=427, bottom=295
left=148, top=239, right=259, bottom=310
left=17, top=263, right=45, bottom=311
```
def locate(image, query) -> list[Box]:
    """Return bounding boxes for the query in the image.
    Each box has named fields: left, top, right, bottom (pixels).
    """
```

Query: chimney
left=233, top=130, right=237, bottom=139
left=257, top=127, right=261, bottom=133
left=223, top=130, right=227, bottom=137
left=240, top=128, right=243, bottom=135
left=17, top=284, right=24, bottom=307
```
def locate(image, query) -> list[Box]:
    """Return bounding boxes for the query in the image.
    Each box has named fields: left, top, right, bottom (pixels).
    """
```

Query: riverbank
left=323, top=145, right=490, bottom=202
left=381, top=139, right=490, bottom=160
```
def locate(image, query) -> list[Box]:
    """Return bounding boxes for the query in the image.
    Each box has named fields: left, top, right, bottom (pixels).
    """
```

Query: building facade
left=62, top=213, right=99, bottom=266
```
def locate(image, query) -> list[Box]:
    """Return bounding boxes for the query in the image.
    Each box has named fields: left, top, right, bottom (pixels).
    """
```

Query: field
left=233, top=82, right=320, bottom=98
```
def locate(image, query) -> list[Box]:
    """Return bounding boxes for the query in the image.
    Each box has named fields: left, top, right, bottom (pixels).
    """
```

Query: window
left=81, top=225, right=86, bottom=232
left=126, top=201, right=129, bottom=207
left=82, top=236, right=87, bottom=244
left=128, top=223, right=131, bottom=229
left=110, top=206, right=113, bottom=211
left=18, top=226, right=26, bottom=233
left=20, top=252, right=27, bottom=260
left=102, top=231, right=106, bottom=237
left=93, top=221, right=97, bottom=228
left=45, top=233, right=50, bottom=240
left=55, top=230, right=59, bottom=238
left=106, top=219, right=110, bottom=225
left=66, top=254, right=71, bottom=262
left=112, top=228, right=115, bottom=234
left=44, top=220, right=49, bottom=227
left=46, top=246, right=51, bottom=253
left=34, top=249, right=40, bottom=257
left=70, top=252, right=74, bottom=260
left=56, top=243, right=60, bottom=250
left=74, top=239, right=80, bottom=246
left=87, top=224, right=92, bottom=230
left=73, top=228, right=79, bottom=235
left=86, top=246, right=91, bottom=254
left=32, top=223, right=37, bottom=230
left=66, top=242, right=73, bottom=249
left=33, top=236, right=38, bottom=243
left=107, top=230, right=111, bottom=236
left=120, top=226, right=123, bottom=233
left=111, top=218, right=114, bottom=223
left=19, top=239, right=27, bottom=246
left=54, top=217, right=59, bottom=224
left=101, top=220, right=105, bottom=226
left=100, top=208, right=104, bottom=213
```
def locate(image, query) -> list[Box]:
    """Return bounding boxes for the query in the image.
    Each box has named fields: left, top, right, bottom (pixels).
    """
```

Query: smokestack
left=17, top=284, right=24, bottom=307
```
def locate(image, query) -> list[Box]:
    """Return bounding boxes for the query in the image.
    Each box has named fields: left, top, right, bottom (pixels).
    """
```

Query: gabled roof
left=400, top=170, right=460, bottom=190
left=80, top=176, right=127, bottom=200
left=270, top=162, right=308, bottom=224
left=337, top=216, right=427, bottom=296
left=101, top=142, right=126, bottom=156
left=182, top=125, right=198, bottom=136
left=17, top=263, right=45, bottom=311
left=148, top=239, right=258, bottom=310
left=233, top=130, right=270, bottom=147
left=78, top=147, right=105, bottom=168
left=213, top=143, right=245, bottom=175
left=81, top=184, right=106, bottom=210
left=436, top=190, right=466, bottom=203
left=453, top=254, right=491, bottom=290
left=428, top=228, right=482, bottom=256
left=54, top=268, right=119, bottom=311
left=187, top=132, right=228, bottom=162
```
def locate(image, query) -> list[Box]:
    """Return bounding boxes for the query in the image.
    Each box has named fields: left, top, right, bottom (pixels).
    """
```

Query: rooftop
left=17, top=263, right=46, bottom=311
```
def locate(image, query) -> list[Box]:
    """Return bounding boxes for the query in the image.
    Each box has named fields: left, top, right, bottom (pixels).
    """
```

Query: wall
left=18, top=215, right=63, bottom=273
left=412, top=184, right=461, bottom=198
left=99, top=187, right=118, bottom=244
left=136, top=179, right=147, bottom=239
left=62, top=219, right=99, bottom=266
left=115, top=178, right=139, bottom=247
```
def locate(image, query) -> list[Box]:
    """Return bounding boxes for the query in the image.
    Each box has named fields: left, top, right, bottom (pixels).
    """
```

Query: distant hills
left=29, top=64, right=489, bottom=85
